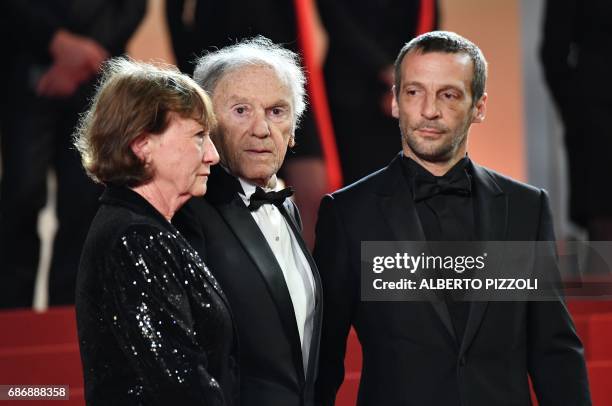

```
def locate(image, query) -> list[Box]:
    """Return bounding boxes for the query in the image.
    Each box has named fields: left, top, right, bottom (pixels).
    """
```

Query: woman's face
left=147, top=113, right=219, bottom=199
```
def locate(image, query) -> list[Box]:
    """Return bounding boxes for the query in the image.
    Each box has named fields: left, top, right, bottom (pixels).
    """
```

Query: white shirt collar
left=237, top=178, right=258, bottom=201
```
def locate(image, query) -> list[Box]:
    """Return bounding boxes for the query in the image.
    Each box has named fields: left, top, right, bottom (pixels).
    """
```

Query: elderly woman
left=74, top=58, right=237, bottom=406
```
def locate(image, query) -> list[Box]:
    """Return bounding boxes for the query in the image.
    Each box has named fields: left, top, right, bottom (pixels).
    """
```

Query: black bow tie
left=412, top=170, right=472, bottom=202
left=248, top=186, right=294, bottom=211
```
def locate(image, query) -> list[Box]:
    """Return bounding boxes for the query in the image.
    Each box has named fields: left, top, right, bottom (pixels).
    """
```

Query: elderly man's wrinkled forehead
left=212, top=62, right=292, bottom=96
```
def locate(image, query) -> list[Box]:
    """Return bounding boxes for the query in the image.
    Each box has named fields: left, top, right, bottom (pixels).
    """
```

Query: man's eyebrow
left=270, top=100, right=291, bottom=107
left=224, top=96, right=291, bottom=107
left=438, top=85, right=465, bottom=93
left=226, top=95, right=251, bottom=104
left=402, top=81, right=465, bottom=92
left=402, top=81, right=423, bottom=87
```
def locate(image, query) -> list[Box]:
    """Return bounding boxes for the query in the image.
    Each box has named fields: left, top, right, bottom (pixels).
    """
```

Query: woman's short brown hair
left=74, top=57, right=216, bottom=187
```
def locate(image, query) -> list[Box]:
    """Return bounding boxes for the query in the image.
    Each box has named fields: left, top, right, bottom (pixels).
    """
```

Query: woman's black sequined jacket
left=76, top=186, right=238, bottom=406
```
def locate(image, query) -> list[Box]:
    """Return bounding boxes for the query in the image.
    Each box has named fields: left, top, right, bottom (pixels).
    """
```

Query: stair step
left=574, top=313, right=612, bottom=361
left=0, top=348, right=83, bottom=386
left=0, top=307, right=77, bottom=347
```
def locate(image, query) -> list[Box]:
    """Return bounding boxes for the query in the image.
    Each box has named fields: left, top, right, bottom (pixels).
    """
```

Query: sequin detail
left=77, top=217, right=233, bottom=405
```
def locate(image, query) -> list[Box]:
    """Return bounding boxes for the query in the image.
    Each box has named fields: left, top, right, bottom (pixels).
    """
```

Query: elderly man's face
left=392, top=51, right=486, bottom=164
left=211, top=65, right=295, bottom=187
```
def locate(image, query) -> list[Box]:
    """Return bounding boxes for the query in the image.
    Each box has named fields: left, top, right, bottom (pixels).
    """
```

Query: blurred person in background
left=74, top=58, right=238, bottom=406
left=317, top=0, right=439, bottom=184
left=166, top=0, right=329, bottom=249
left=0, top=0, right=145, bottom=308
left=540, top=0, right=612, bottom=242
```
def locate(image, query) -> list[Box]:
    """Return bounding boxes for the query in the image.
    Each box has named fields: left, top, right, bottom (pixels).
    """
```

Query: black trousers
left=0, top=60, right=101, bottom=308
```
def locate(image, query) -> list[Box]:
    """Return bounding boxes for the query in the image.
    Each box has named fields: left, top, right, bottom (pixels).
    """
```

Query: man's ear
left=130, top=133, right=151, bottom=163
left=391, top=85, right=400, bottom=119
left=472, top=93, right=487, bottom=123
left=288, top=132, right=296, bottom=148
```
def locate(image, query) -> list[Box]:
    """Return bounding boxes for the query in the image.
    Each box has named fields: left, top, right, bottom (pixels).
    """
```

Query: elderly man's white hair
left=193, top=36, right=307, bottom=127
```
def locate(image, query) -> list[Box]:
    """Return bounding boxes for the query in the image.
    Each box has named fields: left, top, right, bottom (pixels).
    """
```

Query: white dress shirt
left=238, top=178, right=316, bottom=373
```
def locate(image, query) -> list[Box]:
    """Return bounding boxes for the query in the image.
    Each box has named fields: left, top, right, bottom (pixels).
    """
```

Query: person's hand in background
left=37, top=29, right=108, bottom=97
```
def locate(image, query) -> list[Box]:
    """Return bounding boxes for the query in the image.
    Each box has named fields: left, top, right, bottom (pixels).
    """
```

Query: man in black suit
left=174, top=37, right=322, bottom=406
left=314, top=31, right=591, bottom=405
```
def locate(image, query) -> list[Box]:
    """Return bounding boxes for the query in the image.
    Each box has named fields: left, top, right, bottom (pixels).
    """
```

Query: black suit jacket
left=313, top=154, right=591, bottom=406
left=174, top=166, right=323, bottom=406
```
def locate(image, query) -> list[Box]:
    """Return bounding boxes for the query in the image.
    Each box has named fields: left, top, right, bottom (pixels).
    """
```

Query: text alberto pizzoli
left=371, top=253, right=538, bottom=291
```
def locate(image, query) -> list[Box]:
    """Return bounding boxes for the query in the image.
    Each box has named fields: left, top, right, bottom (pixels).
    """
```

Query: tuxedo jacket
left=313, top=153, right=590, bottom=406
left=174, top=166, right=323, bottom=406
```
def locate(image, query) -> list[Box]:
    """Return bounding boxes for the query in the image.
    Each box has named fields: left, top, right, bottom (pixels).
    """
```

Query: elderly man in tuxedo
left=174, top=36, right=322, bottom=406
left=314, top=31, right=590, bottom=406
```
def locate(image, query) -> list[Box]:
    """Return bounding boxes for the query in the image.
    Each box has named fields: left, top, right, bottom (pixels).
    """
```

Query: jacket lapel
left=459, top=163, right=508, bottom=356
left=471, top=163, right=508, bottom=242
left=376, top=155, right=457, bottom=343
left=208, top=168, right=305, bottom=379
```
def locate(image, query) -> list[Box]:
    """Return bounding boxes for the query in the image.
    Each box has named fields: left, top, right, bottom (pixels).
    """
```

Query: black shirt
left=401, top=155, right=475, bottom=343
